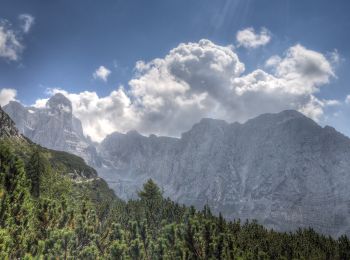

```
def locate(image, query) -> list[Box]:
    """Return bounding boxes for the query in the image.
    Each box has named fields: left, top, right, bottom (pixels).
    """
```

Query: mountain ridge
left=98, top=109, right=350, bottom=237
left=4, top=96, right=350, bottom=237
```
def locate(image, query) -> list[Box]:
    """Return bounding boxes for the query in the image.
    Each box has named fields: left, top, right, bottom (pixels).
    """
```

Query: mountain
left=3, top=102, right=348, bottom=259
left=98, top=110, right=350, bottom=237
left=5, top=97, right=350, bottom=237
left=3, top=93, right=101, bottom=166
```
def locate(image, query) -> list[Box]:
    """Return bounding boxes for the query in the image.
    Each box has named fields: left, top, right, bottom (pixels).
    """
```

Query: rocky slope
left=0, top=105, right=23, bottom=138
left=3, top=93, right=101, bottom=166
left=98, top=110, right=350, bottom=237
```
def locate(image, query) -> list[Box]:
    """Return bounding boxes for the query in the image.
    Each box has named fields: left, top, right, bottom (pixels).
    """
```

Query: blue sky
left=1, top=0, right=350, bottom=140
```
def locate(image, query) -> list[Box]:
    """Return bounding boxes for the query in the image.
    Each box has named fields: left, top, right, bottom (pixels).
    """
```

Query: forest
left=0, top=139, right=350, bottom=259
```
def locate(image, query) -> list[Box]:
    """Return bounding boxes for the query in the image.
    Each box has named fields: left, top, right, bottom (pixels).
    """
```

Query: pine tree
left=138, top=179, right=162, bottom=201
left=0, top=144, right=36, bottom=258
left=138, top=179, right=163, bottom=231
left=26, top=148, right=48, bottom=198
left=108, top=240, right=128, bottom=259
left=203, top=220, right=213, bottom=258
left=338, top=235, right=350, bottom=260
left=214, top=234, right=225, bottom=260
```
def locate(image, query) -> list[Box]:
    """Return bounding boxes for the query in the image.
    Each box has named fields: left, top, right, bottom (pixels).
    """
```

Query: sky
left=0, top=0, right=350, bottom=141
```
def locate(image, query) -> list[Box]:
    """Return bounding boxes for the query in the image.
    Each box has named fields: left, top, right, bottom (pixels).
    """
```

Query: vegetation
left=0, top=139, right=349, bottom=259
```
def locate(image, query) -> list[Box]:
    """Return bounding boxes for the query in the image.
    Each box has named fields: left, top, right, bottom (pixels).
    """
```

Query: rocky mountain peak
left=47, top=93, right=72, bottom=115
left=181, top=117, right=229, bottom=140
left=3, top=95, right=101, bottom=167
left=247, top=109, right=314, bottom=125
left=126, top=130, right=142, bottom=137
left=6, top=100, right=26, bottom=111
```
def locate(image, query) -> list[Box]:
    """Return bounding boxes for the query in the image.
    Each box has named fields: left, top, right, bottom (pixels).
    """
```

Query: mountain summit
left=3, top=94, right=101, bottom=166
left=46, top=92, right=73, bottom=117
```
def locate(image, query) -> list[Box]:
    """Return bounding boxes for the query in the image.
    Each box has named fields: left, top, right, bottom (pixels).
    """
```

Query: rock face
left=3, top=94, right=100, bottom=166
left=0, top=105, right=22, bottom=138
left=98, top=110, right=350, bottom=237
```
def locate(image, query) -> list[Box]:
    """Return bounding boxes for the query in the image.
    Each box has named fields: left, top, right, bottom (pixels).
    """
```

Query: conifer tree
left=138, top=179, right=163, bottom=230
left=26, top=148, right=47, bottom=197
left=338, top=235, right=350, bottom=260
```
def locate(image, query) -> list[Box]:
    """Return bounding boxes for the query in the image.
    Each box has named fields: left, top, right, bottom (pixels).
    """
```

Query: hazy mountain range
left=4, top=93, right=350, bottom=237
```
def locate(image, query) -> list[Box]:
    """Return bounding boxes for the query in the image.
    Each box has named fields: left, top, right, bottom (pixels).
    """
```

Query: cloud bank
left=31, top=39, right=337, bottom=142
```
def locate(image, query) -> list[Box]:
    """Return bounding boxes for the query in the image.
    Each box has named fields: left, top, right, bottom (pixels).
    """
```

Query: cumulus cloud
left=236, top=27, right=271, bottom=49
left=265, top=44, right=334, bottom=92
left=93, top=66, right=111, bottom=82
left=127, top=40, right=335, bottom=134
left=34, top=39, right=337, bottom=142
left=19, top=14, right=35, bottom=33
left=0, top=21, right=23, bottom=61
left=128, top=39, right=246, bottom=135
left=0, top=88, right=17, bottom=106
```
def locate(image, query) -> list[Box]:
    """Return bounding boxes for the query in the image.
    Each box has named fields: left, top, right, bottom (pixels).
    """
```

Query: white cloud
left=324, top=99, right=341, bottom=106
left=0, top=88, right=17, bottom=106
left=267, top=44, right=335, bottom=92
left=34, top=39, right=337, bottom=142
left=236, top=27, right=271, bottom=49
left=127, top=39, right=246, bottom=135
left=33, top=98, right=49, bottom=108
left=93, top=66, right=111, bottom=82
left=0, top=21, right=23, bottom=61
left=345, top=95, right=350, bottom=104
left=18, top=14, right=35, bottom=33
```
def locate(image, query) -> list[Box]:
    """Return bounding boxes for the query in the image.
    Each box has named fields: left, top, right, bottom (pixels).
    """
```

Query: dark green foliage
left=0, top=142, right=36, bottom=258
left=48, top=149, right=97, bottom=178
left=26, top=148, right=48, bottom=197
left=138, top=178, right=162, bottom=201
left=0, top=139, right=349, bottom=259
